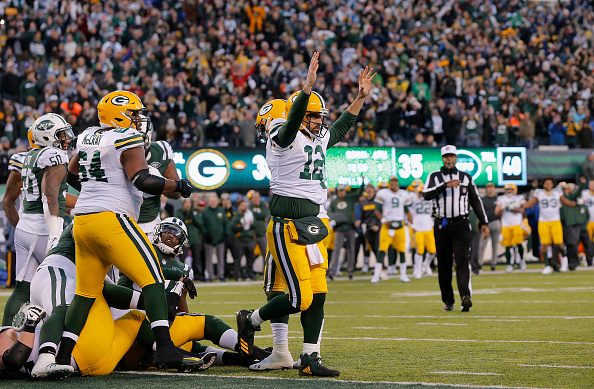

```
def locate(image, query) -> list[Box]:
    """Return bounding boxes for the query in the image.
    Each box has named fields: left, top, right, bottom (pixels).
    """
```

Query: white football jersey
left=266, top=120, right=330, bottom=205
left=409, top=194, right=434, bottom=231
left=8, top=151, right=27, bottom=173
left=73, top=126, right=145, bottom=221
left=375, top=188, right=411, bottom=222
left=582, top=190, right=594, bottom=222
left=534, top=189, right=562, bottom=222
left=496, top=194, right=525, bottom=227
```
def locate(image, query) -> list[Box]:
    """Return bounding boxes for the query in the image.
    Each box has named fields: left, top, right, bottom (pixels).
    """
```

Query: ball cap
left=441, top=145, right=457, bottom=156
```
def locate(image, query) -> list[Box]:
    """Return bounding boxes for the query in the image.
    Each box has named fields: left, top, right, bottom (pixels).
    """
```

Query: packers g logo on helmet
left=285, top=90, right=329, bottom=138
left=255, top=99, right=286, bottom=143
left=98, top=91, right=152, bottom=146
left=111, top=95, right=131, bottom=106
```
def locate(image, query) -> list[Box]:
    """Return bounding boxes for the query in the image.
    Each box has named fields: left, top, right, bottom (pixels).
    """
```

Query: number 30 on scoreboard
left=497, top=147, right=527, bottom=186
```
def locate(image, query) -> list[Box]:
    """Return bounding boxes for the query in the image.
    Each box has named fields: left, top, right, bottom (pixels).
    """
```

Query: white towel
left=306, top=243, right=325, bottom=265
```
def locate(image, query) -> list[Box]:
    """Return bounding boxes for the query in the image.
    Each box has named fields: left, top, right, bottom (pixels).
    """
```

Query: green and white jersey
left=582, top=190, right=594, bottom=223
left=266, top=117, right=330, bottom=205
left=73, top=126, right=145, bottom=221
left=17, top=147, right=68, bottom=234
left=138, top=141, right=174, bottom=224
left=8, top=151, right=27, bottom=173
left=409, top=194, right=434, bottom=231
left=375, top=188, right=411, bottom=222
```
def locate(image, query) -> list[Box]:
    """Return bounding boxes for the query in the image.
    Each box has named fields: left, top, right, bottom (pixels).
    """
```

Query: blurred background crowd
left=1, top=0, right=594, bottom=155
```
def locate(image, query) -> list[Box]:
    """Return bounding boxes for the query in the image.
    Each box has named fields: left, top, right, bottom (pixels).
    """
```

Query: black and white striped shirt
left=422, top=167, right=488, bottom=225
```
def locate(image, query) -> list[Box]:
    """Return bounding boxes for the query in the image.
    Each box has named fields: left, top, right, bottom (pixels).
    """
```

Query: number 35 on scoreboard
left=497, top=147, right=527, bottom=186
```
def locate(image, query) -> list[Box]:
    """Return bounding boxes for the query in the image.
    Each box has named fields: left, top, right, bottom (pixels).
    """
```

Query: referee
left=422, top=145, right=489, bottom=312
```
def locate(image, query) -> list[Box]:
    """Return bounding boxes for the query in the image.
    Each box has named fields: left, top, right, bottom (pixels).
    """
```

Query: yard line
left=431, top=371, right=504, bottom=376
left=517, top=364, right=594, bottom=369
left=254, top=335, right=594, bottom=346
left=479, top=319, right=529, bottom=322
left=114, top=371, right=548, bottom=388
left=417, top=323, right=467, bottom=326
left=324, top=315, right=594, bottom=319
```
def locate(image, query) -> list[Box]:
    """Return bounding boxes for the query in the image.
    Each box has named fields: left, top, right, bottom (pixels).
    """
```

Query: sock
left=207, top=347, right=226, bottom=365
left=270, top=322, right=289, bottom=346
left=424, top=253, right=435, bottom=267
left=552, top=246, right=561, bottom=268
left=257, top=293, right=300, bottom=322
left=301, top=293, right=325, bottom=344
left=2, top=281, right=30, bottom=326
left=302, top=343, right=317, bottom=355
left=377, top=251, right=386, bottom=267
left=151, top=323, right=172, bottom=349
left=192, top=342, right=209, bottom=353
left=388, top=248, right=397, bottom=266
left=543, top=249, right=550, bottom=266
left=38, top=305, right=68, bottom=356
left=135, top=319, right=156, bottom=350
left=505, top=247, right=512, bottom=265
left=217, top=328, right=238, bottom=351
left=363, top=255, right=370, bottom=265
left=250, top=309, right=264, bottom=327
left=141, top=283, right=174, bottom=348
left=399, top=252, right=406, bottom=264
left=399, top=262, right=407, bottom=277
left=373, top=262, right=383, bottom=278
left=517, top=244, right=524, bottom=260
left=268, top=291, right=289, bottom=324
left=414, top=253, right=423, bottom=274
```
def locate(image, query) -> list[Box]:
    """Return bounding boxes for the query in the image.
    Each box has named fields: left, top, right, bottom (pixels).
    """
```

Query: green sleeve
left=230, top=214, right=242, bottom=233
left=162, top=267, right=183, bottom=281
left=404, top=205, right=410, bottom=213
left=566, top=182, right=585, bottom=201
left=275, top=90, right=310, bottom=147
left=348, top=184, right=365, bottom=200
left=194, top=213, right=205, bottom=234
left=328, top=111, right=358, bottom=148
left=328, top=200, right=336, bottom=213
left=375, top=203, right=383, bottom=211
left=117, top=272, right=134, bottom=289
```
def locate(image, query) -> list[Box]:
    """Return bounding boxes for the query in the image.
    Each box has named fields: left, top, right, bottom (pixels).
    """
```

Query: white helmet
left=30, top=113, right=75, bottom=149
left=152, top=217, right=189, bottom=255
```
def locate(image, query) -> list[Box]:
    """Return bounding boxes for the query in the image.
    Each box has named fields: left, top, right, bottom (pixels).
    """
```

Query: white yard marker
left=431, top=371, right=504, bottom=376
left=518, top=364, right=594, bottom=369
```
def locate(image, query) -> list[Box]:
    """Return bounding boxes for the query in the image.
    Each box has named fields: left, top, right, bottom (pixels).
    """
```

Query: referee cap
left=441, top=145, right=457, bottom=156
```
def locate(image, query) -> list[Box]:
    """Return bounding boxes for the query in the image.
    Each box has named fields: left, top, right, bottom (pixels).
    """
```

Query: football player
left=359, top=183, right=381, bottom=273
left=2, top=113, right=74, bottom=326
left=407, top=179, right=436, bottom=278
left=236, top=53, right=376, bottom=377
left=136, top=114, right=181, bottom=241
left=373, top=176, right=413, bottom=283
left=54, top=91, right=197, bottom=375
left=581, top=179, right=594, bottom=248
left=495, top=184, right=526, bottom=271
left=523, top=178, right=578, bottom=274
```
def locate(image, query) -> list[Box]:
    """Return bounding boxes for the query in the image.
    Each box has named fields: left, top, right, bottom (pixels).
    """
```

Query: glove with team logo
left=182, top=276, right=197, bottom=299
left=175, top=179, right=194, bottom=198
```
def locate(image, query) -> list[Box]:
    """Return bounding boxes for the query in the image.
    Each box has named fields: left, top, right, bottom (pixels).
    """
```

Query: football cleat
left=249, top=349, right=293, bottom=371
left=11, top=302, right=31, bottom=332
left=443, top=303, right=455, bottom=311
left=386, top=265, right=397, bottom=275
left=461, top=296, right=473, bottom=312
left=13, top=303, right=46, bottom=332
left=152, top=343, right=200, bottom=371
left=542, top=266, right=553, bottom=275
left=31, top=353, right=74, bottom=379
left=236, top=309, right=261, bottom=355
left=506, top=265, right=513, bottom=272
left=298, top=352, right=340, bottom=377
left=176, top=357, right=204, bottom=373
left=400, top=275, right=411, bottom=283
left=361, top=264, right=369, bottom=273
left=195, top=352, right=217, bottom=371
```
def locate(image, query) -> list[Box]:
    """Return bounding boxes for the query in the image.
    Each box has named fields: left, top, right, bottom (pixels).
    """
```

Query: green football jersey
left=46, top=223, right=76, bottom=264
left=138, top=141, right=175, bottom=223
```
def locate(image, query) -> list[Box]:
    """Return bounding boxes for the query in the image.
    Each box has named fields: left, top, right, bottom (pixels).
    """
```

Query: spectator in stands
left=548, top=114, right=568, bottom=146
left=577, top=119, right=594, bottom=149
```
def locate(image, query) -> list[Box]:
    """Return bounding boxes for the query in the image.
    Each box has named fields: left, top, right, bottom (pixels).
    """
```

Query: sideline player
left=54, top=91, right=196, bottom=373
left=407, top=179, right=435, bottom=278
left=495, top=184, right=526, bottom=271
left=372, top=176, right=413, bottom=283
left=236, top=53, right=376, bottom=376
left=523, top=178, right=577, bottom=274
left=2, top=113, right=74, bottom=326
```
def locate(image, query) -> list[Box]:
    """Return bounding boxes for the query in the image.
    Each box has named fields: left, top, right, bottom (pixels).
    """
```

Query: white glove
left=45, top=215, right=63, bottom=253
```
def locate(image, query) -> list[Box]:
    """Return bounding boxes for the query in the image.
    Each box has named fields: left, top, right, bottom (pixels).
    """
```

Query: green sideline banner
left=172, top=147, right=528, bottom=191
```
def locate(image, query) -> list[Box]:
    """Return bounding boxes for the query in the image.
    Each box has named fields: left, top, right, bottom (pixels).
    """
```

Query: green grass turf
left=1, top=264, right=593, bottom=388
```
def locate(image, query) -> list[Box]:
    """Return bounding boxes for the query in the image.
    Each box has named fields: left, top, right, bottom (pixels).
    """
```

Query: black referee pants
left=434, top=218, right=473, bottom=305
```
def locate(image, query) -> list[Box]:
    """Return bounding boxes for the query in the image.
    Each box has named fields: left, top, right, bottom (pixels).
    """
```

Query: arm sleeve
left=422, top=172, right=446, bottom=200
left=275, top=90, right=310, bottom=147
left=162, top=267, right=184, bottom=281
left=131, top=169, right=166, bottom=195
left=566, top=182, right=585, bottom=201
left=67, top=171, right=81, bottom=191
left=468, top=178, right=489, bottom=226
left=328, top=111, right=358, bottom=148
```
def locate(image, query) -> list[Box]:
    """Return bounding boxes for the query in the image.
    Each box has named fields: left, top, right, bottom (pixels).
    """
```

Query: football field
left=1, top=265, right=593, bottom=388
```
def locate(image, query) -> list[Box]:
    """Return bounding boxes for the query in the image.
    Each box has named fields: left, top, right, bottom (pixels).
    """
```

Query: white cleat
left=414, top=272, right=422, bottom=280
left=31, top=353, right=74, bottom=379
left=520, top=259, right=527, bottom=270
left=293, top=357, right=301, bottom=369
left=386, top=265, right=397, bottom=275
left=542, top=266, right=553, bottom=275
left=506, top=265, right=513, bottom=272
left=379, top=270, right=389, bottom=281
left=400, top=275, right=411, bottom=283
left=423, top=265, right=432, bottom=276
left=249, top=350, right=294, bottom=371
left=370, top=274, right=380, bottom=284
left=361, top=264, right=369, bottom=273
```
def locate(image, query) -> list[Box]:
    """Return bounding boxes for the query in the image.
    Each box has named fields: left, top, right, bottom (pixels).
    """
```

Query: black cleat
left=461, top=296, right=473, bottom=312
left=299, top=352, right=340, bottom=377
left=195, top=351, right=217, bottom=371
left=153, top=343, right=203, bottom=371
left=443, top=303, right=454, bottom=311
left=236, top=309, right=260, bottom=355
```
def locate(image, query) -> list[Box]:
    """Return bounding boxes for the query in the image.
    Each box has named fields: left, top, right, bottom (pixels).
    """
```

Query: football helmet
left=30, top=113, right=75, bottom=150
left=504, top=183, right=517, bottom=194
left=407, top=179, right=424, bottom=192
left=255, top=99, right=286, bottom=143
left=97, top=91, right=152, bottom=145
left=285, top=90, right=329, bottom=138
left=152, top=217, right=189, bottom=256
left=27, top=126, right=39, bottom=149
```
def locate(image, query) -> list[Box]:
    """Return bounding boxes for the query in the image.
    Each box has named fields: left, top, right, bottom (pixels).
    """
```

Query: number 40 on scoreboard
left=497, top=147, right=527, bottom=186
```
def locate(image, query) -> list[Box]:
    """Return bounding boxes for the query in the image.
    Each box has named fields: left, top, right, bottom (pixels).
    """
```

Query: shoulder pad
left=37, top=147, right=69, bottom=169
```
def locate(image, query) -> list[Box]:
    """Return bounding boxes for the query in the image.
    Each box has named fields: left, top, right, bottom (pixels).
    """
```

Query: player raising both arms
left=237, top=52, right=376, bottom=376
left=53, top=91, right=198, bottom=375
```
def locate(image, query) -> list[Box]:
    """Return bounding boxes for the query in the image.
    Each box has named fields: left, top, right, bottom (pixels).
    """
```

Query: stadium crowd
left=1, top=0, right=594, bottom=152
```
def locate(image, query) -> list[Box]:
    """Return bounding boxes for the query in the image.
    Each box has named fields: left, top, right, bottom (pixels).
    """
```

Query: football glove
left=176, top=179, right=194, bottom=198
left=182, top=276, right=197, bottom=299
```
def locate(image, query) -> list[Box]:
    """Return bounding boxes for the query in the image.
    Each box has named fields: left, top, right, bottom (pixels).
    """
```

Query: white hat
left=441, top=145, right=457, bottom=156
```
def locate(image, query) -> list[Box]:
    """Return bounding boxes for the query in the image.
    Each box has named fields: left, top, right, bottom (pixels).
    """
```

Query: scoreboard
left=173, top=147, right=527, bottom=191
